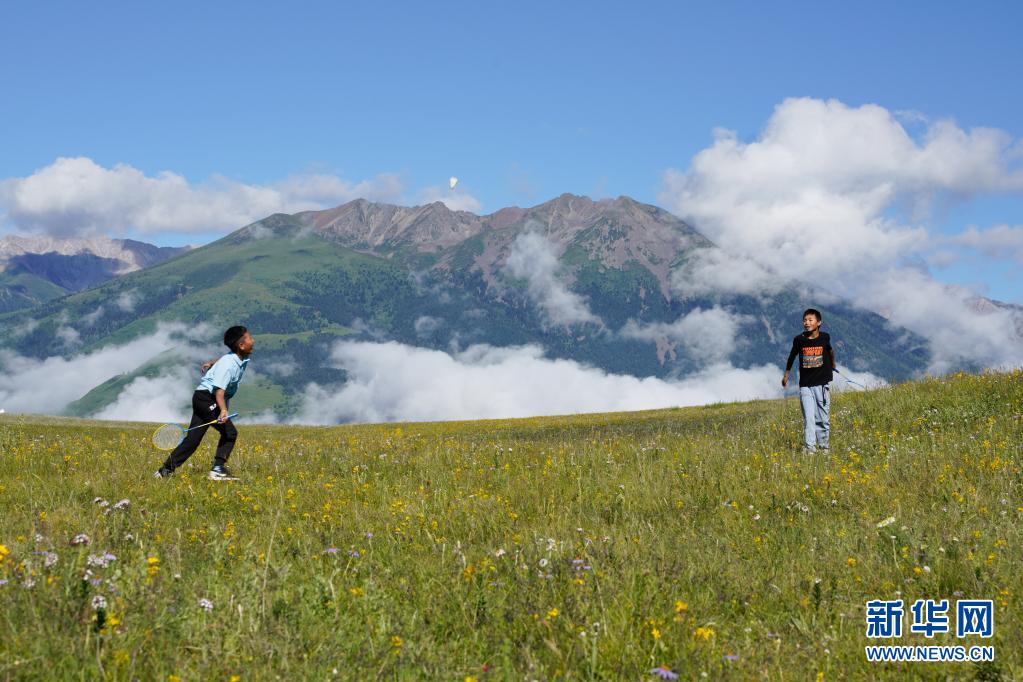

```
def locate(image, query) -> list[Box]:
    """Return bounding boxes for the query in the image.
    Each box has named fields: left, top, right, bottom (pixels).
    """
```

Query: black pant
left=161, top=390, right=237, bottom=471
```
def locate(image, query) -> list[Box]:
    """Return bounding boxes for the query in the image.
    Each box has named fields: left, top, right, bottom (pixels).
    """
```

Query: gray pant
left=799, top=384, right=830, bottom=451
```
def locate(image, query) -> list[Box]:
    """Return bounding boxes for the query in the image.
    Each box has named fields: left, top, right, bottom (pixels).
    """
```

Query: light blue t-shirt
left=197, top=353, right=249, bottom=399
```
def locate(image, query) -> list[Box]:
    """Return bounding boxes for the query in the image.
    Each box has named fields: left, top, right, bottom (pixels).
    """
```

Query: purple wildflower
left=198, top=598, right=214, bottom=612
left=70, top=533, right=90, bottom=546
left=87, top=554, right=109, bottom=568
left=347, top=550, right=360, bottom=558
left=651, top=666, right=679, bottom=680
left=723, top=654, right=740, bottom=661
left=324, top=547, right=339, bottom=555
left=91, top=595, right=108, bottom=611
left=113, top=499, right=130, bottom=511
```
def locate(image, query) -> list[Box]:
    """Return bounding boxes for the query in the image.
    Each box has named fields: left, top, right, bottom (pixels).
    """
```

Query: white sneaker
left=208, top=465, right=239, bottom=481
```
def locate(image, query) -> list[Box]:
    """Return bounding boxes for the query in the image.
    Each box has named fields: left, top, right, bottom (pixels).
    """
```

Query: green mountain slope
left=0, top=269, right=69, bottom=313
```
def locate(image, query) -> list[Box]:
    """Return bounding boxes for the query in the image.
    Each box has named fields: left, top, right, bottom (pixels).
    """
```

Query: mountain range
left=0, top=194, right=931, bottom=419
left=0, top=235, right=189, bottom=313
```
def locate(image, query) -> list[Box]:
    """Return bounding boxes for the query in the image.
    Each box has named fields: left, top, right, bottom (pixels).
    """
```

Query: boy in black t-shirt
left=782, top=308, right=835, bottom=453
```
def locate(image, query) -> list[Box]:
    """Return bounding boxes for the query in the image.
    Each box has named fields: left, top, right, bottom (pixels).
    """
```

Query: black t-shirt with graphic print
left=785, top=331, right=834, bottom=387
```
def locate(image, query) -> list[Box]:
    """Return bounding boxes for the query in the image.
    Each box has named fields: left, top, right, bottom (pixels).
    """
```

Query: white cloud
left=414, top=315, right=444, bottom=339
left=81, top=306, right=105, bottom=327
left=92, top=369, right=194, bottom=423
left=56, top=326, right=81, bottom=348
left=261, top=358, right=298, bottom=379
left=619, top=306, right=748, bottom=363
left=860, top=268, right=1022, bottom=373
left=659, top=98, right=1023, bottom=286
left=275, top=172, right=404, bottom=207
left=951, top=224, right=1023, bottom=262
left=115, top=290, right=138, bottom=312
left=10, top=319, right=39, bottom=338
left=670, top=249, right=786, bottom=299
left=0, top=323, right=206, bottom=415
left=505, top=231, right=602, bottom=327
left=659, top=97, right=1023, bottom=370
left=417, top=184, right=483, bottom=213
left=0, top=157, right=406, bottom=237
left=293, top=340, right=784, bottom=424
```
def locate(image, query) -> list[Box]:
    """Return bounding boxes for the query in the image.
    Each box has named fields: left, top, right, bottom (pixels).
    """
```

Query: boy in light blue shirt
left=155, top=325, right=254, bottom=481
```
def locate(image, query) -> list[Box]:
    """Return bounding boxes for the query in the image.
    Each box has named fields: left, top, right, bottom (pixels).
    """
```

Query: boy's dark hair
left=803, top=308, right=822, bottom=322
left=224, top=325, right=248, bottom=352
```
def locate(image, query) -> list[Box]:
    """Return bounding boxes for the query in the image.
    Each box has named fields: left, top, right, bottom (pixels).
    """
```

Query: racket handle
left=186, top=412, right=240, bottom=432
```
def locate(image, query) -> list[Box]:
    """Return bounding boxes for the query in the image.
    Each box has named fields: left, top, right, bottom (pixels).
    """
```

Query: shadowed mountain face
left=0, top=195, right=930, bottom=419
left=0, top=236, right=189, bottom=312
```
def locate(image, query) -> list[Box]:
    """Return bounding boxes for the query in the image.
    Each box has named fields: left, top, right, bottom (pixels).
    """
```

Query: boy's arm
left=782, top=339, right=799, bottom=386
left=205, top=361, right=232, bottom=421
left=200, top=358, right=219, bottom=374
left=215, top=388, right=229, bottom=422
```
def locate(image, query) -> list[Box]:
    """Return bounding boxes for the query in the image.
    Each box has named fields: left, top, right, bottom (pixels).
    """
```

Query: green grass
left=1, top=371, right=1021, bottom=680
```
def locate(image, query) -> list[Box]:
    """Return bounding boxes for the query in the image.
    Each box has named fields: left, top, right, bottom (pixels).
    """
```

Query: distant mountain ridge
left=0, top=194, right=931, bottom=420
left=0, top=235, right=189, bottom=312
left=257, top=194, right=713, bottom=300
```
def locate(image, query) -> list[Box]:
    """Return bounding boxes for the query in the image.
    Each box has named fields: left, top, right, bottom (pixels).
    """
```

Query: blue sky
left=1, top=1, right=1022, bottom=301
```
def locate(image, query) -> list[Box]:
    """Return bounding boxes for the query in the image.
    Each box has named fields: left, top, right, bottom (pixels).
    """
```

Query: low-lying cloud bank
left=290, top=340, right=872, bottom=425
left=0, top=333, right=882, bottom=425
left=0, top=323, right=208, bottom=420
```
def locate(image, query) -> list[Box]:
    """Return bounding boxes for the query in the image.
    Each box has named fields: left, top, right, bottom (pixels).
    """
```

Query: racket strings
left=153, top=424, right=185, bottom=450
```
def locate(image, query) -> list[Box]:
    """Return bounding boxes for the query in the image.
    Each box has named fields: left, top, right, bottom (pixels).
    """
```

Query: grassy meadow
left=0, top=370, right=1021, bottom=680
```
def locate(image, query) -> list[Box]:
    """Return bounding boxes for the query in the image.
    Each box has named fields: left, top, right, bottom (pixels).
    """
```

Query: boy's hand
left=200, top=360, right=215, bottom=374
left=781, top=372, right=789, bottom=388
left=218, top=410, right=230, bottom=423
